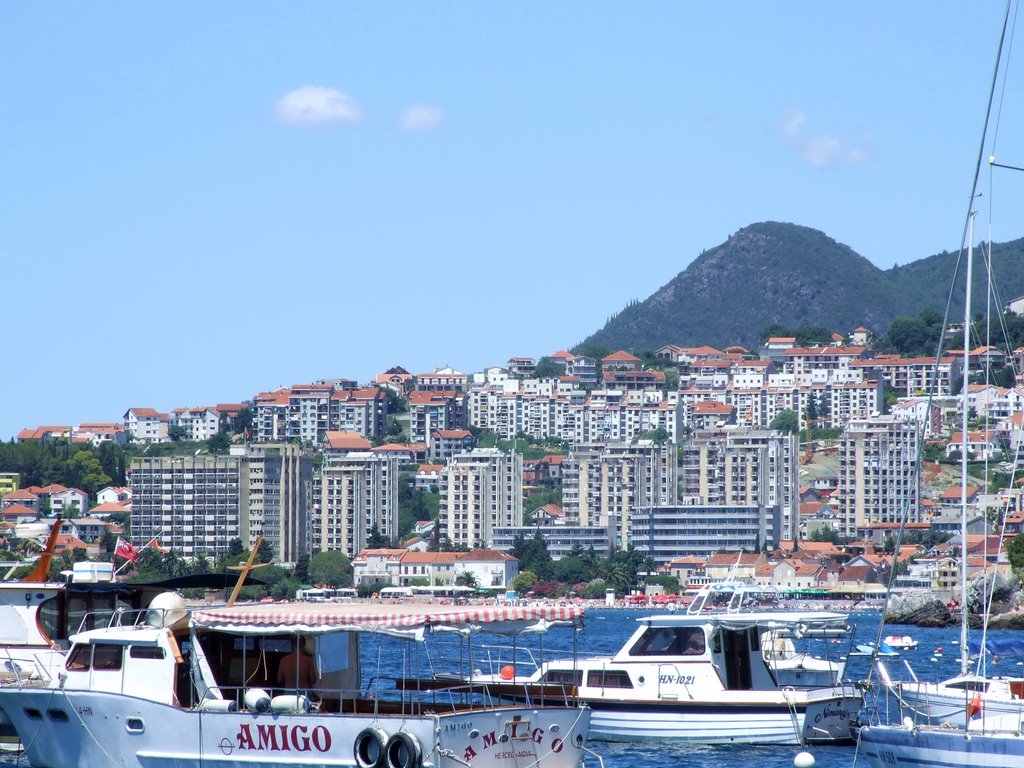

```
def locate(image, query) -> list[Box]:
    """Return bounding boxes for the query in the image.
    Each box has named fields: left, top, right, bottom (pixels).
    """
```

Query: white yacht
left=0, top=596, right=596, bottom=768
left=474, top=585, right=862, bottom=745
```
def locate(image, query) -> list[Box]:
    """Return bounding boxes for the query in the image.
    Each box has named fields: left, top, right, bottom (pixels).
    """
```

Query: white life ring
left=384, top=731, right=422, bottom=768
left=354, top=725, right=389, bottom=768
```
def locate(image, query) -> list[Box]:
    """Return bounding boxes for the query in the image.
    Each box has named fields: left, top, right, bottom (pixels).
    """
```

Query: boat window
left=542, top=669, right=583, bottom=686
left=130, top=645, right=166, bottom=660
left=37, top=596, right=62, bottom=645
left=66, top=644, right=92, bottom=671
left=947, top=680, right=990, bottom=693
left=587, top=670, right=633, bottom=688
left=629, top=627, right=705, bottom=656
left=93, top=644, right=123, bottom=671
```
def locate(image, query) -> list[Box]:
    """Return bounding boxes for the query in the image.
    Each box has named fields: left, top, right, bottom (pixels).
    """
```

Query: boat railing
left=473, top=643, right=541, bottom=677
left=0, top=646, right=61, bottom=686
left=201, top=676, right=579, bottom=715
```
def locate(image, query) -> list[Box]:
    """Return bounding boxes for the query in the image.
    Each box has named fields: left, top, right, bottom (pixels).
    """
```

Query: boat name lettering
left=658, top=675, right=695, bottom=685
left=444, top=721, right=472, bottom=732
left=877, top=750, right=897, bottom=766
left=814, top=705, right=850, bottom=724
left=77, top=706, right=93, bottom=717
left=462, top=725, right=563, bottom=762
left=233, top=723, right=333, bottom=753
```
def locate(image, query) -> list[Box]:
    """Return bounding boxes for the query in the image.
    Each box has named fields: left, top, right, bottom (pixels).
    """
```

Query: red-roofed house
left=123, top=407, right=168, bottom=443
left=454, top=549, right=519, bottom=589
left=429, top=429, right=476, bottom=462
left=322, top=431, right=373, bottom=454
left=414, top=464, right=443, bottom=492
left=0, top=503, right=38, bottom=524
left=689, top=400, right=736, bottom=429
left=2, top=489, right=40, bottom=513
left=51, top=487, right=88, bottom=518
left=602, top=351, right=643, bottom=372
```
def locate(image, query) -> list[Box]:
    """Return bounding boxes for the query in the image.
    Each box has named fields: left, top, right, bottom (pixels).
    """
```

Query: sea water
left=0, top=607, right=999, bottom=768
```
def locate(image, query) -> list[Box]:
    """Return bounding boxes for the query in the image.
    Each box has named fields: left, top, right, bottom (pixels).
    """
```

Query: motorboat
left=472, top=584, right=863, bottom=745
left=0, top=594, right=595, bottom=768
left=882, top=635, right=918, bottom=650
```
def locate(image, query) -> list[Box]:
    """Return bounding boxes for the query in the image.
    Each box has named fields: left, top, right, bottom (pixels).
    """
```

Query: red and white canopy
left=191, top=601, right=585, bottom=637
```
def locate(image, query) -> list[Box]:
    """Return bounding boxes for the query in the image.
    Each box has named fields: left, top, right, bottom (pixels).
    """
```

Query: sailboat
left=858, top=6, right=1024, bottom=763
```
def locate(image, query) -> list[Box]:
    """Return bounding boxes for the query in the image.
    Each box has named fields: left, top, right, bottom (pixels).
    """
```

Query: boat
left=0, top=594, right=596, bottom=768
left=472, top=583, right=863, bottom=745
left=882, top=635, right=917, bottom=650
left=857, top=6, right=1024, bottom=763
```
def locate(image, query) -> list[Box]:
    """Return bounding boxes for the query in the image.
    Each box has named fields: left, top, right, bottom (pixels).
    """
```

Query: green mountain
left=579, top=221, right=1024, bottom=352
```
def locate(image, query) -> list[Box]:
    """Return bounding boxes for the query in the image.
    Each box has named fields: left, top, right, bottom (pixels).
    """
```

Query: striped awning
left=191, top=601, right=585, bottom=637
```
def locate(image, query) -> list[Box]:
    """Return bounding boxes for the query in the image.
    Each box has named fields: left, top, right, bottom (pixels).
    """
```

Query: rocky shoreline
left=884, top=573, right=1024, bottom=629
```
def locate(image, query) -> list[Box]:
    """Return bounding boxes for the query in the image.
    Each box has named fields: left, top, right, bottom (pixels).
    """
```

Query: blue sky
left=2, top=2, right=1023, bottom=441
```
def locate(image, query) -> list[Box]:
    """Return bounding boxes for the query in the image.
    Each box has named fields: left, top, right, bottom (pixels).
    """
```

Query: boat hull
left=893, top=685, right=1024, bottom=726
left=0, top=687, right=591, bottom=768
left=860, top=724, right=1024, bottom=768
left=488, top=688, right=860, bottom=745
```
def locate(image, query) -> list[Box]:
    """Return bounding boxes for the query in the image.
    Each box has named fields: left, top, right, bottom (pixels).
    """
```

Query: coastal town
left=3, top=328, right=1024, bottom=603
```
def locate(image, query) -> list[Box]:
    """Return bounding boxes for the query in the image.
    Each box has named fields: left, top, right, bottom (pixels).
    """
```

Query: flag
left=146, top=537, right=170, bottom=554
left=115, top=537, right=139, bottom=563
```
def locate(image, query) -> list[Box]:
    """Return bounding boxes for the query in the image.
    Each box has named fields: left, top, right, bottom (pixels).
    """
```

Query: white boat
left=882, top=635, right=917, bottom=650
left=473, top=583, right=862, bottom=745
left=0, top=595, right=595, bottom=768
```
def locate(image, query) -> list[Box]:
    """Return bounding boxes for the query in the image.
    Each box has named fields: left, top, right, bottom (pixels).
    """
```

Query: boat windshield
left=628, top=626, right=706, bottom=656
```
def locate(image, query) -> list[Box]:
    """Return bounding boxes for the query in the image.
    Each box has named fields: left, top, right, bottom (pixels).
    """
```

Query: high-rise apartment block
left=561, top=440, right=677, bottom=546
left=128, top=444, right=313, bottom=562
left=680, top=427, right=798, bottom=541
left=838, top=415, right=921, bottom=537
left=317, top=451, right=398, bottom=556
left=439, top=448, right=523, bottom=548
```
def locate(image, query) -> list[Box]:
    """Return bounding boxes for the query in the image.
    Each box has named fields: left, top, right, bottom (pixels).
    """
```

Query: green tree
left=769, top=409, right=799, bottom=434
left=1007, top=533, right=1024, bottom=574
left=510, top=531, right=552, bottom=580
left=455, top=570, right=478, bottom=587
left=168, top=425, right=187, bottom=442
left=512, top=570, right=539, bottom=594
left=533, top=357, right=566, bottom=379
left=231, top=406, right=254, bottom=436
left=207, top=430, right=231, bottom=454
left=308, top=550, right=352, bottom=587
left=64, top=450, right=112, bottom=496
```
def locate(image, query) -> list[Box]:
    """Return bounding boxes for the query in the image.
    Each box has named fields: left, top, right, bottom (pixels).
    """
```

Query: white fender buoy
left=794, top=751, right=815, bottom=768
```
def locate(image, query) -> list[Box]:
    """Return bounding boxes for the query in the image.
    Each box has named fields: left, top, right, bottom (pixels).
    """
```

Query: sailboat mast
left=959, top=211, right=976, bottom=676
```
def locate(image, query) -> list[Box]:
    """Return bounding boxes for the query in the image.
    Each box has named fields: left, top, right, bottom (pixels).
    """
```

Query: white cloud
left=781, top=109, right=869, bottom=168
left=400, top=105, right=443, bottom=132
left=276, top=86, right=363, bottom=126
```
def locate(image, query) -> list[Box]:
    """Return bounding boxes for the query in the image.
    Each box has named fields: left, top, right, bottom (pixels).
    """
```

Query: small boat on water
left=882, top=635, right=918, bottom=650
left=0, top=595, right=595, bottom=768
left=473, top=583, right=863, bottom=745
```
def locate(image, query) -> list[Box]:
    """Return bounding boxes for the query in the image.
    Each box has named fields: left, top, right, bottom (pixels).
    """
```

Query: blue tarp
left=967, top=635, right=1024, bottom=656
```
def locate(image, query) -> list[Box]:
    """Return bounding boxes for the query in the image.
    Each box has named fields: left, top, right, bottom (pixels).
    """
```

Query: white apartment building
left=318, top=451, right=398, bottom=557
left=439, top=448, right=523, bottom=548
left=128, top=445, right=312, bottom=561
left=679, top=427, right=799, bottom=540
left=561, top=440, right=677, bottom=546
left=123, top=408, right=168, bottom=443
left=236, top=443, right=313, bottom=564
left=838, top=416, right=921, bottom=537
left=251, top=384, right=386, bottom=445
left=169, top=407, right=220, bottom=441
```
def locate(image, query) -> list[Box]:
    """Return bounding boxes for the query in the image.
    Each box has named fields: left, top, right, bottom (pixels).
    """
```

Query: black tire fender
left=354, top=725, right=389, bottom=768
left=384, top=731, right=422, bottom=768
